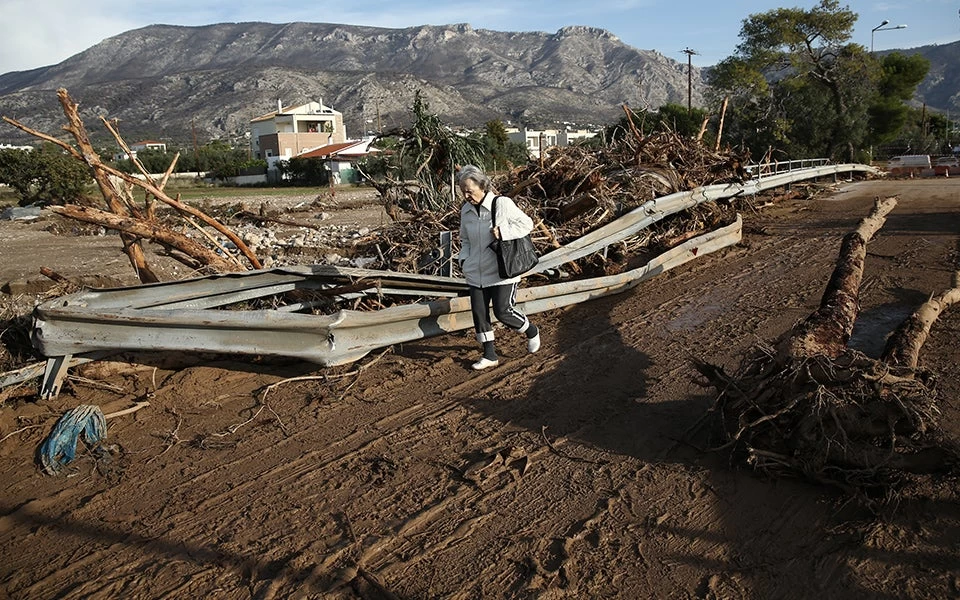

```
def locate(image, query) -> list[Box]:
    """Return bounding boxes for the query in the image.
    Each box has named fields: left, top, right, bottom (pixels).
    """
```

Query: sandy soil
left=1, top=179, right=959, bottom=599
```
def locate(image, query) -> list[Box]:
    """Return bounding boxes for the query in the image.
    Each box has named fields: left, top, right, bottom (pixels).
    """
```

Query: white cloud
left=1, top=0, right=139, bottom=73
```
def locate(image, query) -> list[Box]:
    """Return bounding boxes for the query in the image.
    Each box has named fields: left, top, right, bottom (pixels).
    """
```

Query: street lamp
left=871, top=20, right=907, bottom=53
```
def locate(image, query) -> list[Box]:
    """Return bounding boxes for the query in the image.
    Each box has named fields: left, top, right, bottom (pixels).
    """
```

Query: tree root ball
left=695, top=346, right=958, bottom=492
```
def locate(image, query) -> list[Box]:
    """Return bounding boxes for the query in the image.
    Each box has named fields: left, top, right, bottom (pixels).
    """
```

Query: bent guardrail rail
left=533, top=162, right=877, bottom=272
left=30, top=163, right=879, bottom=398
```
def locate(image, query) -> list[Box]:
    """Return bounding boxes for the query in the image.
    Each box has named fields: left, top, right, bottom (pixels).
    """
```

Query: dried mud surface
left=2, top=179, right=960, bottom=599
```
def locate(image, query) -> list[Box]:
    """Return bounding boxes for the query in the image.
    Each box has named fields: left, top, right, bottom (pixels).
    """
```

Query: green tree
left=198, top=140, right=249, bottom=180
left=884, top=107, right=953, bottom=156
left=603, top=103, right=711, bottom=145
left=707, top=0, right=924, bottom=161
left=482, top=120, right=529, bottom=172
left=136, top=148, right=177, bottom=174
left=651, top=103, right=711, bottom=138
left=368, top=91, right=486, bottom=211
left=0, top=143, right=92, bottom=205
left=279, top=156, right=329, bottom=185
left=867, top=53, right=930, bottom=149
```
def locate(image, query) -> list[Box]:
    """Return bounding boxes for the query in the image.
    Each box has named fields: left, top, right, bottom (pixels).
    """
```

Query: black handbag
left=490, top=196, right=539, bottom=278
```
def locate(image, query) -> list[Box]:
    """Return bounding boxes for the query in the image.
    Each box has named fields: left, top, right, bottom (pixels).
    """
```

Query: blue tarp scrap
left=39, top=405, right=107, bottom=475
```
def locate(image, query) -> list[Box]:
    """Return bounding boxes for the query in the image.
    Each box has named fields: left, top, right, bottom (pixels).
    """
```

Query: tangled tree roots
left=695, top=197, right=960, bottom=494
left=695, top=347, right=955, bottom=491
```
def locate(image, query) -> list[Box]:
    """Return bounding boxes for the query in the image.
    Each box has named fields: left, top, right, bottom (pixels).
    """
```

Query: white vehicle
left=888, top=154, right=931, bottom=168
left=887, top=155, right=931, bottom=175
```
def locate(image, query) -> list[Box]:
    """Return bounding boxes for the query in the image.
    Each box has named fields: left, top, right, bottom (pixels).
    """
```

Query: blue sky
left=2, top=0, right=958, bottom=75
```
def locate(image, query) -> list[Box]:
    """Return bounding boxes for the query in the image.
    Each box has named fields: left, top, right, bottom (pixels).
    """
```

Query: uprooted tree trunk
left=2, top=88, right=261, bottom=283
left=777, top=197, right=897, bottom=360
left=695, top=197, right=959, bottom=494
left=882, top=271, right=960, bottom=368
left=48, top=204, right=242, bottom=272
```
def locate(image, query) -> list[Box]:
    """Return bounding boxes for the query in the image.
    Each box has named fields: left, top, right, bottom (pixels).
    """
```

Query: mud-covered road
left=2, top=178, right=959, bottom=599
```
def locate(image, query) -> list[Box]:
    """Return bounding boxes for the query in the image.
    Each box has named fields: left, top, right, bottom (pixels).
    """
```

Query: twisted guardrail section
left=29, top=162, right=879, bottom=398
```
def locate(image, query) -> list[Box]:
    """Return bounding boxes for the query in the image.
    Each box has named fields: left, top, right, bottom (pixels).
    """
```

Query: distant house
left=113, top=140, right=167, bottom=162
left=506, top=126, right=598, bottom=159
left=250, top=100, right=347, bottom=170
left=131, top=140, right=167, bottom=153
left=294, top=138, right=379, bottom=184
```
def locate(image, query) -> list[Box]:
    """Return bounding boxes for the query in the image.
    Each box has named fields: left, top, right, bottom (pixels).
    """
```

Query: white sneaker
left=527, top=333, right=541, bottom=353
left=472, top=357, right=499, bottom=370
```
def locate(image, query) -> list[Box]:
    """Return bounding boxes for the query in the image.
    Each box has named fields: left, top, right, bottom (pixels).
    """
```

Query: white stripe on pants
left=469, top=283, right=530, bottom=343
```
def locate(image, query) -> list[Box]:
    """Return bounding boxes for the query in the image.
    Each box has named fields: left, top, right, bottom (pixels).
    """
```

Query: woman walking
left=457, top=165, right=541, bottom=370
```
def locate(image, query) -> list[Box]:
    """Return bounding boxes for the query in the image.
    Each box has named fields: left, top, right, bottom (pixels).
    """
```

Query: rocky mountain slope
left=889, top=39, right=960, bottom=113
left=0, top=22, right=708, bottom=145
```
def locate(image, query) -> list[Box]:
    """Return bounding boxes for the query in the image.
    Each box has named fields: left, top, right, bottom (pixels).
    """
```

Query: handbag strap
left=491, top=195, right=502, bottom=229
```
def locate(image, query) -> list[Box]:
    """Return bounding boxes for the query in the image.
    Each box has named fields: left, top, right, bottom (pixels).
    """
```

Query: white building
left=114, top=140, right=167, bottom=162
left=506, top=126, right=598, bottom=159
left=249, top=100, right=347, bottom=164
left=295, top=138, right=379, bottom=184
left=131, top=140, right=167, bottom=153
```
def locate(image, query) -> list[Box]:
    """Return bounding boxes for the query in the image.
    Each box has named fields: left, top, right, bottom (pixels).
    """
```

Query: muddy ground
left=1, top=179, right=959, bottom=599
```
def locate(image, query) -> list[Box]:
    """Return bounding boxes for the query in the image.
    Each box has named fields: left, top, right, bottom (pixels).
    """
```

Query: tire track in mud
left=8, top=354, right=589, bottom=597
left=177, top=195, right=920, bottom=595
left=2, top=361, right=484, bottom=596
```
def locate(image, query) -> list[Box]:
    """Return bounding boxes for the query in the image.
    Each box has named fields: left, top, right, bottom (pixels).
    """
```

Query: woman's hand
left=491, top=226, right=501, bottom=240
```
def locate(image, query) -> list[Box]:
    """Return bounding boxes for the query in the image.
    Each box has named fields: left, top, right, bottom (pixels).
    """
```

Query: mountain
left=884, top=39, right=960, bottom=113
left=0, top=22, right=709, bottom=146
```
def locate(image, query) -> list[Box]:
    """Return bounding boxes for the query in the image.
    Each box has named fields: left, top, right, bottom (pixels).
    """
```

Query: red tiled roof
left=297, top=141, right=372, bottom=159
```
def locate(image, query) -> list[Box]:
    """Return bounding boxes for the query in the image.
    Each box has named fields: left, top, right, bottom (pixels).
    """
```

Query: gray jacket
left=459, top=192, right=534, bottom=288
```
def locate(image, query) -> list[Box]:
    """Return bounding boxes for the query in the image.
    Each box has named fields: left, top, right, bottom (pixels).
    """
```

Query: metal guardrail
left=29, top=162, right=879, bottom=398
left=534, top=162, right=877, bottom=272
left=750, top=158, right=831, bottom=178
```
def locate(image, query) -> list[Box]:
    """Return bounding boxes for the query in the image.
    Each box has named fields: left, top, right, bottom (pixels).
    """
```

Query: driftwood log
left=777, top=197, right=897, bottom=360
left=696, top=197, right=959, bottom=493
left=882, top=271, right=960, bottom=368
left=48, top=204, right=241, bottom=273
left=2, top=88, right=260, bottom=282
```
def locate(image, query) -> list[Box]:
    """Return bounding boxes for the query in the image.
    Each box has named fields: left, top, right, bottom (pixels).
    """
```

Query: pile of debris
left=354, top=131, right=752, bottom=277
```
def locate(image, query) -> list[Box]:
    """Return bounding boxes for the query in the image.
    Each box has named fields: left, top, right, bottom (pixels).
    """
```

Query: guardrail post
left=439, top=231, right=453, bottom=277
left=39, top=355, right=72, bottom=400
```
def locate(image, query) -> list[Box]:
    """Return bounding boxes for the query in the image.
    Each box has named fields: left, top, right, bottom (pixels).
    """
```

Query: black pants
left=468, top=283, right=530, bottom=343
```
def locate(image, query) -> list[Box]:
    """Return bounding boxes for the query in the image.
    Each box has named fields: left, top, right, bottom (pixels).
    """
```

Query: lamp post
left=871, top=20, right=907, bottom=53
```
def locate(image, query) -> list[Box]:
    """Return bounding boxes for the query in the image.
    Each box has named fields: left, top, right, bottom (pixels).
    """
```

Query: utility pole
left=192, top=118, right=201, bottom=178
left=681, top=48, right=698, bottom=114
left=539, top=131, right=545, bottom=169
